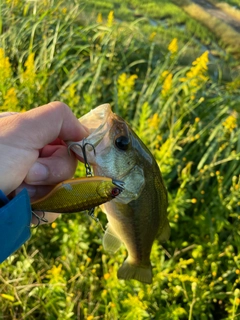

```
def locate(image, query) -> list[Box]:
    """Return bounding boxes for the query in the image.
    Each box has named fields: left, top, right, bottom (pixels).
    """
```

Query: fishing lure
left=31, top=176, right=124, bottom=213
left=31, top=140, right=124, bottom=226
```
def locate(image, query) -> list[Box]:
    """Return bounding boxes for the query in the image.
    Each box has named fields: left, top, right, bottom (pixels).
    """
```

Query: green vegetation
left=0, top=0, right=240, bottom=319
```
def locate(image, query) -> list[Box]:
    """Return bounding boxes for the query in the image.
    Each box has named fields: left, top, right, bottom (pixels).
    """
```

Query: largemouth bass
left=69, top=104, right=170, bottom=284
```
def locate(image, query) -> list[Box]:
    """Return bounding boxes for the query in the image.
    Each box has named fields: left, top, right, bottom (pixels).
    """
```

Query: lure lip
left=112, top=179, right=125, bottom=191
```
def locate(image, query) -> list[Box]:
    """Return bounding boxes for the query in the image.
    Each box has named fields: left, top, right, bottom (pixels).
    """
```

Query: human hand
left=0, top=102, right=88, bottom=224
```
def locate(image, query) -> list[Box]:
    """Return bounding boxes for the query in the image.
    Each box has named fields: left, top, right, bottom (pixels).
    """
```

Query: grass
left=0, top=0, right=240, bottom=319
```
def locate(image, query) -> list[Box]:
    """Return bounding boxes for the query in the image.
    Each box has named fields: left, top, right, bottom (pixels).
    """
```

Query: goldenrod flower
left=161, top=70, right=169, bottom=79
left=1, top=294, right=15, bottom=302
left=104, top=273, right=110, bottom=280
left=97, top=13, right=103, bottom=24
left=181, top=51, right=209, bottom=89
left=62, top=7, right=67, bottom=15
left=46, top=264, right=65, bottom=283
left=148, top=113, right=160, bottom=130
left=0, top=48, right=12, bottom=89
left=149, top=31, right=157, bottom=42
left=168, top=38, right=178, bottom=55
left=222, top=114, right=237, bottom=132
left=6, top=0, right=20, bottom=7
left=117, top=73, right=138, bottom=104
left=51, top=222, right=57, bottom=229
left=21, top=53, right=36, bottom=88
left=1, top=87, right=18, bottom=111
left=162, top=72, right=173, bottom=96
left=62, top=83, right=80, bottom=106
left=107, top=10, right=114, bottom=27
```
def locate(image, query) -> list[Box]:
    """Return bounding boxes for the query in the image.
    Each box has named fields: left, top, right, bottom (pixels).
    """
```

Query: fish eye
left=111, top=187, right=121, bottom=197
left=115, top=136, right=130, bottom=151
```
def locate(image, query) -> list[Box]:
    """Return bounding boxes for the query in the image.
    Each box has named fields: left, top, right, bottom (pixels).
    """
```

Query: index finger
left=3, top=102, right=88, bottom=151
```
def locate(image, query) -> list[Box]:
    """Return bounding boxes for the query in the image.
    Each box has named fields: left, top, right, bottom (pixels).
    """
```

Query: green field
left=0, top=0, right=240, bottom=319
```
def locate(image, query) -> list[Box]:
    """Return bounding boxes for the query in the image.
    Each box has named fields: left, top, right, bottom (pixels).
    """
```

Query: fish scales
left=69, top=104, right=170, bottom=284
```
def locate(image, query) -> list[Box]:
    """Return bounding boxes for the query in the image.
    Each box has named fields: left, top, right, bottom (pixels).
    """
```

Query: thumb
left=25, top=145, right=78, bottom=185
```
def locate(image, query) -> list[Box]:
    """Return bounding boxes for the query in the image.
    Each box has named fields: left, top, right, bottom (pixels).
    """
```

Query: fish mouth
left=112, top=179, right=125, bottom=191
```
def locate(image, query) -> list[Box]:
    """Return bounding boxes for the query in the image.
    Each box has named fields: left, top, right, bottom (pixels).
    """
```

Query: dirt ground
left=193, top=0, right=240, bottom=32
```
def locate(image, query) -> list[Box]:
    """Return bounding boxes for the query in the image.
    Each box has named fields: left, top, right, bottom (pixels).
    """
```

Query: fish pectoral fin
left=158, top=218, right=171, bottom=242
left=103, top=225, right=122, bottom=253
left=117, top=258, right=152, bottom=284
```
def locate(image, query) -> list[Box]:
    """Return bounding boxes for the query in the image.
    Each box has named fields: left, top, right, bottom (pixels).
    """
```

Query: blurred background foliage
left=0, top=0, right=240, bottom=319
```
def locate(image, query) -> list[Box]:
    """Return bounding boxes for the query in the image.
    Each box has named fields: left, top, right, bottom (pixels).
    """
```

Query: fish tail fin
left=117, top=258, right=152, bottom=284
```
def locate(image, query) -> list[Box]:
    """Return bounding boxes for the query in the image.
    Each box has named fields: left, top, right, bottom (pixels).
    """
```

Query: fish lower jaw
left=117, top=257, right=152, bottom=284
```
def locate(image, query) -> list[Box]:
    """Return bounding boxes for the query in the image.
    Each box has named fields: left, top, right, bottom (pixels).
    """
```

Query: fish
left=69, top=104, right=170, bottom=284
left=31, top=176, right=124, bottom=213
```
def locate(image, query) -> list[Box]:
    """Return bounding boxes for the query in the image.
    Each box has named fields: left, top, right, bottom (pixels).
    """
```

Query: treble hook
left=67, top=140, right=99, bottom=222
left=31, top=210, right=48, bottom=228
left=82, top=141, right=96, bottom=177
left=68, top=140, right=96, bottom=177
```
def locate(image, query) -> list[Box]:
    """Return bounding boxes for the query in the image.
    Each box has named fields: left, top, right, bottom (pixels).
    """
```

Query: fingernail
left=81, top=125, right=89, bottom=137
left=16, top=184, right=37, bottom=198
left=25, top=162, right=49, bottom=182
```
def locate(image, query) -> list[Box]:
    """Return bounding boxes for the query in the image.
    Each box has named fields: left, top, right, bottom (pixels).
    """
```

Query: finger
left=24, top=145, right=78, bottom=185
left=0, top=112, right=18, bottom=118
left=7, top=102, right=89, bottom=150
left=31, top=211, right=60, bottom=225
left=14, top=182, right=54, bottom=202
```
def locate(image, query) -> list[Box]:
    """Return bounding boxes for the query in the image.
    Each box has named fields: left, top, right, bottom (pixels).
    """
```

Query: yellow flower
left=107, top=10, right=114, bottom=27
left=1, top=87, right=18, bottom=111
left=62, top=7, right=67, bottom=15
left=148, top=113, right=160, bottom=130
left=117, top=73, right=138, bottom=101
left=101, top=289, right=107, bottom=297
left=46, top=264, right=65, bottom=283
left=1, top=294, right=15, bottom=302
left=0, top=48, right=12, bottom=89
left=104, top=273, right=110, bottom=280
left=87, top=316, right=94, bottom=320
left=222, top=114, right=237, bottom=132
left=51, top=222, right=57, bottom=229
left=6, top=0, right=20, bottom=6
left=168, top=38, right=178, bottom=54
left=97, top=13, right=103, bottom=24
left=161, top=70, right=169, bottom=78
left=181, top=51, right=209, bottom=89
left=191, top=198, right=197, bottom=204
left=62, top=83, right=80, bottom=107
left=149, top=31, right=157, bottom=42
left=21, top=53, right=36, bottom=87
left=162, top=72, right=173, bottom=96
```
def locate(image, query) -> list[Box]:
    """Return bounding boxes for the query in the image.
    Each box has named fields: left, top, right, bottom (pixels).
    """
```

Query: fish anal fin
left=117, top=258, right=152, bottom=284
left=103, top=225, right=122, bottom=253
left=158, top=218, right=171, bottom=243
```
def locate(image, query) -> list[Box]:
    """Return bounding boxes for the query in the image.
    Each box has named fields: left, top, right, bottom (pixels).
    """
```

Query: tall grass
left=0, top=1, right=240, bottom=319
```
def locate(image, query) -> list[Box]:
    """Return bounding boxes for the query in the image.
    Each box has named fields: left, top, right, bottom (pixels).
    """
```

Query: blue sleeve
left=0, top=189, right=32, bottom=263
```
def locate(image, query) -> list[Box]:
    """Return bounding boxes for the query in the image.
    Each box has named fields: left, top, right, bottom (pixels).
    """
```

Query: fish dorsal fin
left=103, top=224, right=122, bottom=253
left=158, top=218, right=171, bottom=242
